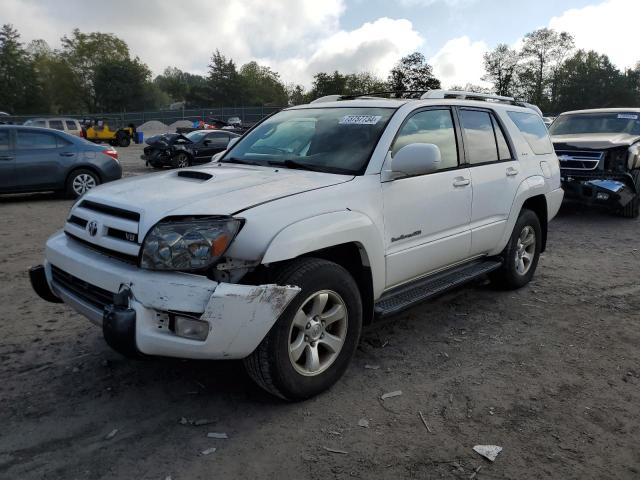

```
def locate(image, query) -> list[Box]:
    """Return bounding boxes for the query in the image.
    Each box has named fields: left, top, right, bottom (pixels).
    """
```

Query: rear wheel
left=490, top=209, right=542, bottom=290
left=66, top=169, right=100, bottom=198
left=117, top=132, right=130, bottom=147
left=619, top=170, right=640, bottom=219
left=244, top=258, right=362, bottom=401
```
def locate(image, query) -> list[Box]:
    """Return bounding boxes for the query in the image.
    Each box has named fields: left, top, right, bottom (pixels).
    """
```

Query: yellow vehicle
left=82, top=119, right=137, bottom=147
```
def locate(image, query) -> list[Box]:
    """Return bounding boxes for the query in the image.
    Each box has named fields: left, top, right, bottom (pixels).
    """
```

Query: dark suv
left=0, top=126, right=122, bottom=198
left=549, top=108, right=640, bottom=218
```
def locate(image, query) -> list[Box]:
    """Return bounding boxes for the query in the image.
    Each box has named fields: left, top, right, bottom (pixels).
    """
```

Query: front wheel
left=117, top=133, right=130, bottom=147
left=244, top=258, right=362, bottom=401
left=490, top=209, right=542, bottom=290
left=173, top=152, right=190, bottom=168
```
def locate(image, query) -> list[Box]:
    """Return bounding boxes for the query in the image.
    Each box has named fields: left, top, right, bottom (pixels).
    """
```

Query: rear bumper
left=35, top=231, right=300, bottom=359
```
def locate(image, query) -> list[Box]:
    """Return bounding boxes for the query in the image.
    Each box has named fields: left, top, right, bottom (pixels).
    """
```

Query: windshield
left=185, top=131, right=207, bottom=142
left=222, top=107, right=395, bottom=174
left=549, top=112, right=640, bottom=136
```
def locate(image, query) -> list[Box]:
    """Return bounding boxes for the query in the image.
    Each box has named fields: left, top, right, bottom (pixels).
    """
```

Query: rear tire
left=619, top=170, right=640, bottom=219
left=244, top=258, right=362, bottom=401
left=65, top=168, right=100, bottom=198
left=490, top=209, right=542, bottom=290
left=117, top=133, right=130, bottom=147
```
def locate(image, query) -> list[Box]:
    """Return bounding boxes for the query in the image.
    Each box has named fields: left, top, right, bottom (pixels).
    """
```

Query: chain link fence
left=1, top=105, right=284, bottom=127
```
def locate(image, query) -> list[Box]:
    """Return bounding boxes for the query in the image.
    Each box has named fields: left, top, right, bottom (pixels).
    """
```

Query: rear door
left=14, top=129, right=73, bottom=190
left=0, top=128, right=16, bottom=190
left=458, top=108, right=523, bottom=256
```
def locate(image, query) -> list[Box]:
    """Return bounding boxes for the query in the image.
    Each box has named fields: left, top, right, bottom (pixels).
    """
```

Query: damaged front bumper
left=32, top=231, right=300, bottom=359
left=561, top=172, right=637, bottom=209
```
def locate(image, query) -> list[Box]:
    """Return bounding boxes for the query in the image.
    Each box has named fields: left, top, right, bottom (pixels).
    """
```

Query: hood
left=145, top=133, right=191, bottom=147
left=81, top=164, right=353, bottom=234
left=551, top=133, right=640, bottom=150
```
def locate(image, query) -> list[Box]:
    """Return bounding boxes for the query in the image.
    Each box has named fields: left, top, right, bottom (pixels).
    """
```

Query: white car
left=30, top=90, right=563, bottom=400
left=23, top=117, right=83, bottom=137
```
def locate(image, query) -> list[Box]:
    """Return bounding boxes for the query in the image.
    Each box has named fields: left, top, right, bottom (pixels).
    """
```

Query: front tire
left=244, top=258, right=363, bottom=401
left=117, top=133, right=130, bottom=147
left=173, top=152, right=190, bottom=168
left=490, top=209, right=542, bottom=290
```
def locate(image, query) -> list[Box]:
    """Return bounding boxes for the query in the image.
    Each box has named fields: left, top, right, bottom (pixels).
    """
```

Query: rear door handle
left=59, top=152, right=75, bottom=157
left=0, top=155, right=13, bottom=161
left=506, top=166, right=519, bottom=176
left=453, top=177, right=470, bottom=187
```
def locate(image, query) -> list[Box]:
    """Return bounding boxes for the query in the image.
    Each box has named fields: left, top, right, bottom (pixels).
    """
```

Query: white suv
left=30, top=90, right=563, bottom=400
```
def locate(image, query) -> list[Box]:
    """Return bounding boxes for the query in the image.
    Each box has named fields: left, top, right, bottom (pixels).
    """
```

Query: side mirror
left=383, top=143, right=441, bottom=181
left=227, top=137, right=239, bottom=149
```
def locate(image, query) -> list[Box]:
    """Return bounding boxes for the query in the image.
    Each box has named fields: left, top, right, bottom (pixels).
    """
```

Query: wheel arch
left=65, top=165, right=102, bottom=186
left=521, top=194, right=548, bottom=252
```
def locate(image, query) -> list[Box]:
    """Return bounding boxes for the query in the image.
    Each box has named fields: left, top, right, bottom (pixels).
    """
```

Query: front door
left=382, top=108, right=472, bottom=288
left=14, top=129, right=67, bottom=190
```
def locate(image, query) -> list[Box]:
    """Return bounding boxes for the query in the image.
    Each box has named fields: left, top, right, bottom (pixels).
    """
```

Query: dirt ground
left=1, top=144, right=639, bottom=479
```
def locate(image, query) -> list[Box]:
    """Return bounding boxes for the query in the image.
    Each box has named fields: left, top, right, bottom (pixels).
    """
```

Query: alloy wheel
left=515, top=225, right=536, bottom=275
left=72, top=173, right=96, bottom=196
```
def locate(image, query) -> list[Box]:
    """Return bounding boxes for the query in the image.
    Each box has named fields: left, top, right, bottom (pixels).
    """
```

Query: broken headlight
left=140, top=217, right=241, bottom=271
left=628, top=144, right=640, bottom=170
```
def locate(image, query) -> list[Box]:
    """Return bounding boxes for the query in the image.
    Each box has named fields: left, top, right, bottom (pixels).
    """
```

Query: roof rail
left=421, top=90, right=515, bottom=102
left=309, top=95, right=344, bottom=104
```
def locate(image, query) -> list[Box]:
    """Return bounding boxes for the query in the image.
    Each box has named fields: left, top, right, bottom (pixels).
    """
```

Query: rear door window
left=17, top=131, right=59, bottom=149
left=49, top=120, right=64, bottom=130
left=205, top=132, right=231, bottom=147
left=65, top=120, right=78, bottom=130
left=507, top=111, right=553, bottom=155
left=0, top=130, right=10, bottom=150
left=459, top=110, right=499, bottom=164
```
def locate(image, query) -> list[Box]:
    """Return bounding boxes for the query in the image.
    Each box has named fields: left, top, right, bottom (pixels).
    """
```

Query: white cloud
left=549, top=0, right=640, bottom=69
left=0, top=0, right=424, bottom=87
left=429, top=36, right=490, bottom=88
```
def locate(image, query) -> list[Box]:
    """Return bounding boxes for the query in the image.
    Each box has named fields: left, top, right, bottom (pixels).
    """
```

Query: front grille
left=556, top=150, right=604, bottom=171
left=79, top=200, right=140, bottom=222
left=65, top=232, right=139, bottom=264
left=51, top=265, right=114, bottom=310
left=68, top=215, right=88, bottom=228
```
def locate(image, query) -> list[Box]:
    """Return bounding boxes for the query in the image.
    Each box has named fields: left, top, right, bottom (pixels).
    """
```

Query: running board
left=374, top=259, right=502, bottom=319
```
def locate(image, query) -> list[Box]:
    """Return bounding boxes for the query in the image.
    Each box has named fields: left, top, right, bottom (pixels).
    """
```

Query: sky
left=1, top=0, right=638, bottom=88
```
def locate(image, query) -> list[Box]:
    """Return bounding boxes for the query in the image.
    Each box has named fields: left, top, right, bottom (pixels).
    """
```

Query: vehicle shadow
left=0, top=191, right=71, bottom=204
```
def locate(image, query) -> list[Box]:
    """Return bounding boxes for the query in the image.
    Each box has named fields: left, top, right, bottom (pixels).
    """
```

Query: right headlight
left=140, top=216, right=242, bottom=271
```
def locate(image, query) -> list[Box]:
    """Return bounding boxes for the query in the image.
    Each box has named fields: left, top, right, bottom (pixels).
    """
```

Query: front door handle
left=506, top=166, right=519, bottom=176
left=453, top=177, right=470, bottom=187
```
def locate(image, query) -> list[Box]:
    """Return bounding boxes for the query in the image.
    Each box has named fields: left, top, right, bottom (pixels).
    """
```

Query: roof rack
left=421, top=89, right=514, bottom=102
left=308, top=90, right=543, bottom=116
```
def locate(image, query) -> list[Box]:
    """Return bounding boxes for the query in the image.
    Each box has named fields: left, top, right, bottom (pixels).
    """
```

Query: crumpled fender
left=261, top=210, right=386, bottom=297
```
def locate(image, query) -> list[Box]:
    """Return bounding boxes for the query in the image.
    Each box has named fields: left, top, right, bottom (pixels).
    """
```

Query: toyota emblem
left=87, top=220, right=98, bottom=237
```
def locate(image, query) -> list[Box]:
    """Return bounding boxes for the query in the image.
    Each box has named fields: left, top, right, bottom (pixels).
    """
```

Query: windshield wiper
left=267, top=159, right=353, bottom=175
left=221, top=157, right=263, bottom=166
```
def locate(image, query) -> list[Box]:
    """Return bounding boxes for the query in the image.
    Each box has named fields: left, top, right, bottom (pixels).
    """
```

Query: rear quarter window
left=507, top=111, right=553, bottom=155
left=65, top=120, right=78, bottom=130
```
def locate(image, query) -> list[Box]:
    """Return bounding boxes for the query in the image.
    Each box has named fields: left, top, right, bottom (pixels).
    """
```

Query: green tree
left=344, top=72, right=388, bottom=95
left=285, top=83, right=306, bottom=105
left=207, top=50, right=243, bottom=105
left=482, top=44, right=519, bottom=97
left=60, top=29, right=130, bottom=111
left=519, top=28, right=574, bottom=109
left=308, top=71, right=348, bottom=99
left=239, top=61, right=287, bottom=105
left=93, top=57, right=152, bottom=111
left=0, top=24, right=43, bottom=113
left=387, top=52, right=440, bottom=95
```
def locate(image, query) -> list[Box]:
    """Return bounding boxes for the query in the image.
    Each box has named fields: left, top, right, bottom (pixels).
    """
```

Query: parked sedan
left=142, top=129, right=240, bottom=168
left=0, top=126, right=122, bottom=198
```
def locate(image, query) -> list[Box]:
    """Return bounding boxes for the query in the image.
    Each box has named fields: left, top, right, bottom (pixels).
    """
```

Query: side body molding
left=261, top=210, right=386, bottom=298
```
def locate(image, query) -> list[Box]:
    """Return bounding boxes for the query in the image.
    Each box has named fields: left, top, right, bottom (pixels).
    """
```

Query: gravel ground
left=0, top=145, right=639, bottom=479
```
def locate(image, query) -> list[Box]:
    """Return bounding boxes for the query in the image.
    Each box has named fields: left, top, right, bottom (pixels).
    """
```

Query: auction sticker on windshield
left=618, top=114, right=638, bottom=120
left=339, top=115, right=382, bottom=125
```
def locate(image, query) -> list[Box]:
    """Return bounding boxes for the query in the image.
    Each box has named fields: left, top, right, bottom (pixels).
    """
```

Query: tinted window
left=392, top=109, right=458, bottom=169
left=25, top=120, right=47, bottom=127
left=549, top=112, right=640, bottom=136
left=17, top=131, right=58, bottom=149
left=492, top=116, right=512, bottom=160
left=205, top=132, right=230, bottom=147
left=0, top=130, right=9, bottom=151
left=49, top=120, right=64, bottom=130
left=507, top=111, right=553, bottom=155
left=459, top=110, right=498, bottom=164
left=65, top=120, right=78, bottom=130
